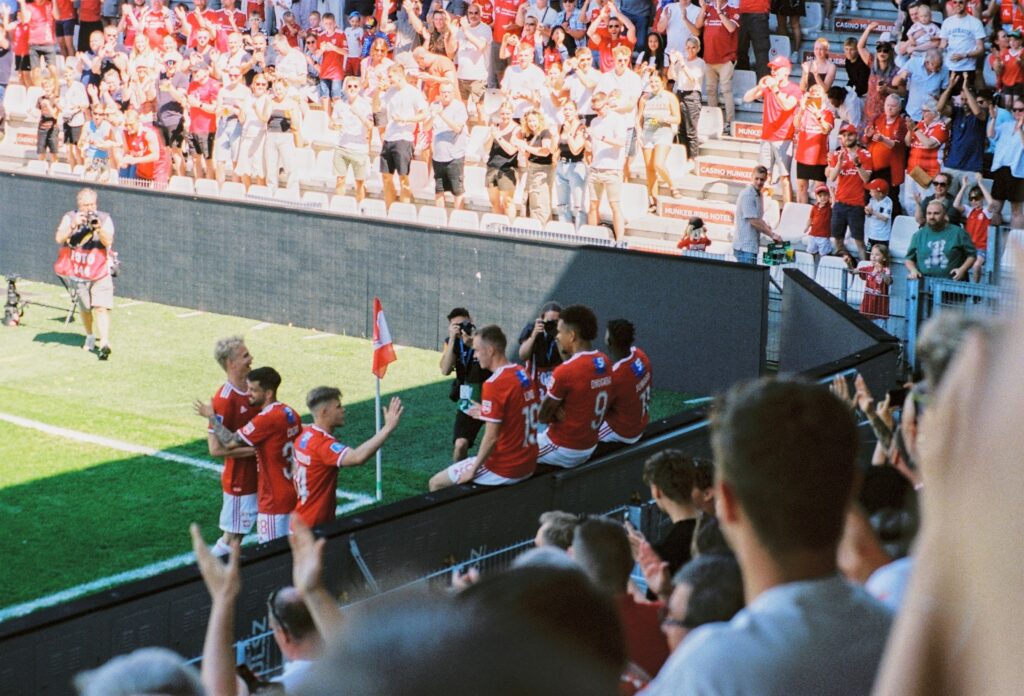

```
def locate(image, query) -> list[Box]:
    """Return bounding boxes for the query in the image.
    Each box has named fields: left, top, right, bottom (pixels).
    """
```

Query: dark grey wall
left=0, top=172, right=768, bottom=394
left=778, top=269, right=899, bottom=381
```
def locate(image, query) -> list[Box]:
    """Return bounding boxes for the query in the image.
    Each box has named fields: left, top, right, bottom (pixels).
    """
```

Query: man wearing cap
left=733, top=165, right=782, bottom=264
left=826, top=123, right=874, bottom=261
left=743, top=55, right=801, bottom=204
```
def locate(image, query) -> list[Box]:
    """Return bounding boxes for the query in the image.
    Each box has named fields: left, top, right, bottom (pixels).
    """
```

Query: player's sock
left=83, top=335, right=95, bottom=351
left=211, top=538, right=232, bottom=557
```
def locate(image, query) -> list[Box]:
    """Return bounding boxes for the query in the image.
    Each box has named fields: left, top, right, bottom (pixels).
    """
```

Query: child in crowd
left=954, top=173, right=994, bottom=283
left=11, top=6, right=32, bottom=87
left=864, top=178, right=893, bottom=249
left=344, top=12, right=365, bottom=76
left=805, top=184, right=834, bottom=273
left=851, top=243, right=892, bottom=327
left=280, top=11, right=302, bottom=47
left=677, top=217, right=712, bottom=251
left=33, top=93, right=60, bottom=166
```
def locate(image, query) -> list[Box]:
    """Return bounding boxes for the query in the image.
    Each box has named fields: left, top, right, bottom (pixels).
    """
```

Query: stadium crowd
left=3, top=0, right=1024, bottom=254
left=70, top=299, right=1020, bottom=695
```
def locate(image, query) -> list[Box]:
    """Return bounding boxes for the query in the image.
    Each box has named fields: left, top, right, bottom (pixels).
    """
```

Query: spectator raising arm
left=289, top=519, right=344, bottom=641
left=190, top=524, right=243, bottom=696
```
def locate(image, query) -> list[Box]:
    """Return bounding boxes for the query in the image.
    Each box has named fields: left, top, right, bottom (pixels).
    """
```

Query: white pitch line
left=176, top=311, right=204, bottom=318
left=302, top=333, right=336, bottom=340
left=0, top=412, right=222, bottom=473
left=251, top=322, right=271, bottom=331
left=118, top=300, right=143, bottom=308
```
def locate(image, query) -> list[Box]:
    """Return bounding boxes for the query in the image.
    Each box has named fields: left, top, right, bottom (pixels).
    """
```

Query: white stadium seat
left=732, top=70, right=757, bottom=107
left=417, top=205, right=448, bottom=227
left=194, top=178, right=221, bottom=196
left=775, top=202, right=812, bottom=242
left=480, top=213, right=511, bottom=231
left=329, top=195, right=358, bottom=215
left=544, top=220, right=576, bottom=235
left=888, top=215, right=917, bottom=259
left=699, top=106, right=724, bottom=141
left=578, top=224, right=612, bottom=241
left=167, top=175, right=195, bottom=194
left=448, top=209, right=480, bottom=230
left=219, top=181, right=246, bottom=199
left=273, top=186, right=302, bottom=204
left=302, top=191, right=329, bottom=209
left=511, top=216, right=542, bottom=230
left=387, top=201, right=418, bottom=223
left=361, top=198, right=387, bottom=218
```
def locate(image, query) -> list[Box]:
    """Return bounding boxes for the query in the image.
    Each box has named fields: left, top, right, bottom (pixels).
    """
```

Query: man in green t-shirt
left=905, top=200, right=977, bottom=280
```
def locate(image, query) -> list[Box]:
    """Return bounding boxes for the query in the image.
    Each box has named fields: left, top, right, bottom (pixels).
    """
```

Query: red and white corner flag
left=372, top=296, right=397, bottom=379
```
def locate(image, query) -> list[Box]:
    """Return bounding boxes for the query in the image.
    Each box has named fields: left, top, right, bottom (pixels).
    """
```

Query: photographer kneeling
left=440, top=308, right=491, bottom=463
left=55, top=188, right=116, bottom=360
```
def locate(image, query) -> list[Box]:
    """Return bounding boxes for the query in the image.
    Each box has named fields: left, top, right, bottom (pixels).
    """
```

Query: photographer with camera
left=517, top=301, right=563, bottom=398
left=440, top=307, right=491, bottom=463
left=54, top=188, right=116, bottom=360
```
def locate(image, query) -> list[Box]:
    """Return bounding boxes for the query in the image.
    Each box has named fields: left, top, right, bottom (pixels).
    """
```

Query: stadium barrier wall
left=0, top=172, right=768, bottom=395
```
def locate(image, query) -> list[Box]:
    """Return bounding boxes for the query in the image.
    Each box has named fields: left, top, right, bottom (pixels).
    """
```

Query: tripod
left=57, top=275, right=81, bottom=325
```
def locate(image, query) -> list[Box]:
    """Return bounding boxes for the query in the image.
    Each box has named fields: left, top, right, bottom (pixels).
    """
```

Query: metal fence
left=190, top=501, right=665, bottom=679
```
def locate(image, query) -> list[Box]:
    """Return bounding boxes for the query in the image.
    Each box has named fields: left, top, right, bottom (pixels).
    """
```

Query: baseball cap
left=688, top=217, right=704, bottom=229
left=1009, top=28, right=1022, bottom=38
left=767, top=55, right=791, bottom=69
left=365, top=16, right=377, bottom=27
left=348, top=11, right=361, bottom=18
left=839, top=123, right=858, bottom=134
left=867, top=179, right=890, bottom=194
left=814, top=184, right=829, bottom=195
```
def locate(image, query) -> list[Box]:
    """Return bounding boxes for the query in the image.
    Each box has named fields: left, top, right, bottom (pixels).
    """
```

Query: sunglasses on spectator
left=345, top=84, right=359, bottom=88
left=526, top=21, right=537, bottom=26
left=467, top=9, right=480, bottom=13
left=1014, top=107, right=1024, bottom=111
left=934, top=180, right=949, bottom=186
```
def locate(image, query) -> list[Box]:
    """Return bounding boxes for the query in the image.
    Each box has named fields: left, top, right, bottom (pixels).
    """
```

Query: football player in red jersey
left=537, top=304, right=611, bottom=468
left=429, top=325, right=540, bottom=491
left=196, top=367, right=302, bottom=543
left=207, top=336, right=259, bottom=556
left=598, top=319, right=652, bottom=445
left=292, top=387, right=403, bottom=528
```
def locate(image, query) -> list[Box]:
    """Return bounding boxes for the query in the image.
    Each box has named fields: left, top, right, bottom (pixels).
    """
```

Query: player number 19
left=521, top=403, right=540, bottom=447
left=640, top=386, right=652, bottom=417
left=591, top=391, right=609, bottom=430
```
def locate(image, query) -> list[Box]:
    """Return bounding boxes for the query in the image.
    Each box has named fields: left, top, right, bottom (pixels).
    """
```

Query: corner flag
left=372, top=297, right=397, bottom=379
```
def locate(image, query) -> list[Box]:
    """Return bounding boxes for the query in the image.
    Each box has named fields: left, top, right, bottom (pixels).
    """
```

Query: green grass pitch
left=0, top=281, right=691, bottom=613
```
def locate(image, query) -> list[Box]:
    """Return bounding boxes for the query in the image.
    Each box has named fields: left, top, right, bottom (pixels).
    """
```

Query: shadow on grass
left=31, top=330, right=84, bottom=348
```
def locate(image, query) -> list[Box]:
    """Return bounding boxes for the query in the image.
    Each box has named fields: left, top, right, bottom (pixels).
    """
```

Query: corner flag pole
left=375, top=378, right=382, bottom=501
left=371, top=296, right=397, bottom=502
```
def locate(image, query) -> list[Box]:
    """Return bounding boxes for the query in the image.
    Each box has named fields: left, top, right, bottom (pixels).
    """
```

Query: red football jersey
left=602, top=347, right=652, bottom=441
left=827, top=147, right=873, bottom=206
left=546, top=350, right=612, bottom=450
left=595, top=31, right=636, bottom=72
left=317, top=31, right=348, bottom=80
left=491, top=0, right=520, bottom=41
left=292, top=425, right=350, bottom=528
left=965, top=206, right=991, bottom=252
left=479, top=363, right=539, bottom=479
left=210, top=382, right=258, bottom=495
left=239, top=401, right=302, bottom=514
left=906, top=121, right=946, bottom=177
left=761, top=80, right=802, bottom=142
left=795, top=107, right=834, bottom=166
left=809, top=201, right=832, bottom=238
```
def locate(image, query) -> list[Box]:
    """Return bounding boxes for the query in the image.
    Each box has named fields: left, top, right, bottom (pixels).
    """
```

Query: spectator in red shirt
left=743, top=54, right=801, bottom=203
left=587, top=3, right=636, bottom=73
left=804, top=184, right=835, bottom=268
left=827, top=123, right=875, bottom=261
left=315, top=13, right=347, bottom=116
left=76, top=0, right=103, bottom=52
left=186, top=61, right=220, bottom=180
left=23, top=0, right=56, bottom=86
left=53, top=0, right=75, bottom=58
left=794, top=83, right=835, bottom=203
left=698, top=0, right=740, bottom=132
left=953, top=173, right=994, bottom=282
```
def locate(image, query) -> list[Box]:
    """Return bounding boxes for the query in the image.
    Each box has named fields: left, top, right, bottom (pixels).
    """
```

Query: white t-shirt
left=501, top=63, right=546, bottom=118
left=567, top=67, right=598, bottom=116
left=589, top=111, right=628, bottom=170
left=344, top=26, right=364, bottom=58
left=663, top=1, right=702, bottom=56
left=383, top=84, right=428, bottom=142
left=670, top=56, right=705, bottom=93
left=431, top=99, right=469, bottom=161
left=597, top=68, right=643, bottom=119
left=456, top=22, right=492, bottom=81
left=525, top=1, right=564, bottom=28
left=332, top=95, right=373, bottom=149
left=939, top=14, right=985, bottom=73
left=865, top=195, right=893, bottom=241
left=60, top=81, right=90, bottom=128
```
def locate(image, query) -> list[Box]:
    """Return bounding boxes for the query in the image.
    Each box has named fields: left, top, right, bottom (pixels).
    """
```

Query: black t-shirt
left=517, top=321, right=563, bottom=371
left=845, top=56, right=870, bottom=98
left=445, top=336, right=491, bottom=386
left=527, top=129, right=553, bottom=165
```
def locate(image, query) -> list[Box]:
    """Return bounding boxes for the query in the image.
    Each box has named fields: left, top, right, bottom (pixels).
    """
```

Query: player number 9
left=591, top=391, right=609, bottom=430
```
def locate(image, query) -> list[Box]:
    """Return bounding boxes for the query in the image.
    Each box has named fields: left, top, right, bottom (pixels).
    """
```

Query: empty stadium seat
left=417, top=205, right=448, bottom=227
left=448, top=209, right=480, bottom=230
left=511, top=216, right=542, bottom=230
left=599, top=182, right=649, bottom=225
left=195, top=178, right=221, bottom=196
left=24, top=160, right=49, bottom=174
left=732, top=70, right=757, bottom=107
left=466, top=126, right=490, bottom=164
left=301, top=109, right=333, bottom=148
left=167, top=175, right=195, bottom=194
left=50, top=162, right=73, bottom=177
left=708, top=240, right=733, bottom=256
left=775, top=202, right=812, bottom=242
left=301, top=149, right=336, bottom=189
left=274, top=186, right=302, bottom=204
left=888, top=215, right=917, bottom=259
left=463, top=165, right=490, bottom=209
left=545, top=220, right=576, bottom=235
left=801, top=2, right=823, bottom=31
left=480, top=212, right=511, bottom=231
left=330, top=195, right=358, bottom=215
left=220, top=181, right=246, bottom=199
left=408, top=160, right=436, bottom=201
left=302, top=191, right=329, bottom=209
left=387, top=201, right=418, bottom=222
left=698, top=106, right=724, bottom=141
left=665, top=144, right=690, bottom=185
left=768, top=35, right=791, bottom=64
left=361, top=198, right=387, bottom=218
left=578, top=224, right=612, bottom=241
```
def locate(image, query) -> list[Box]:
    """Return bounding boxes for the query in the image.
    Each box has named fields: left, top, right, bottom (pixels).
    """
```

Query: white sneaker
left=83, top=335, right=95, bottom=351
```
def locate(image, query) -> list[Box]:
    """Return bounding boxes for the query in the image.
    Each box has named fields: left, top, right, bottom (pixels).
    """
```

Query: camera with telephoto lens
left=543, top=319, right=559, bottom=337
left=67, top=212, right=102, bottom=247
left=458, top=320, right=475, bottom=335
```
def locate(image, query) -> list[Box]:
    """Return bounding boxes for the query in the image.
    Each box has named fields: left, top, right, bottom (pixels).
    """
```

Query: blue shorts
left=831, top=201, right=865, bottom=243
left=318, top=78, right=343, bottom=100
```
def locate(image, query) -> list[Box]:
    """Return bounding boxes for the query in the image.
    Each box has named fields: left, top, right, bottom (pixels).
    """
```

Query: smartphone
left=886, top=387, right=908, bottom=408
